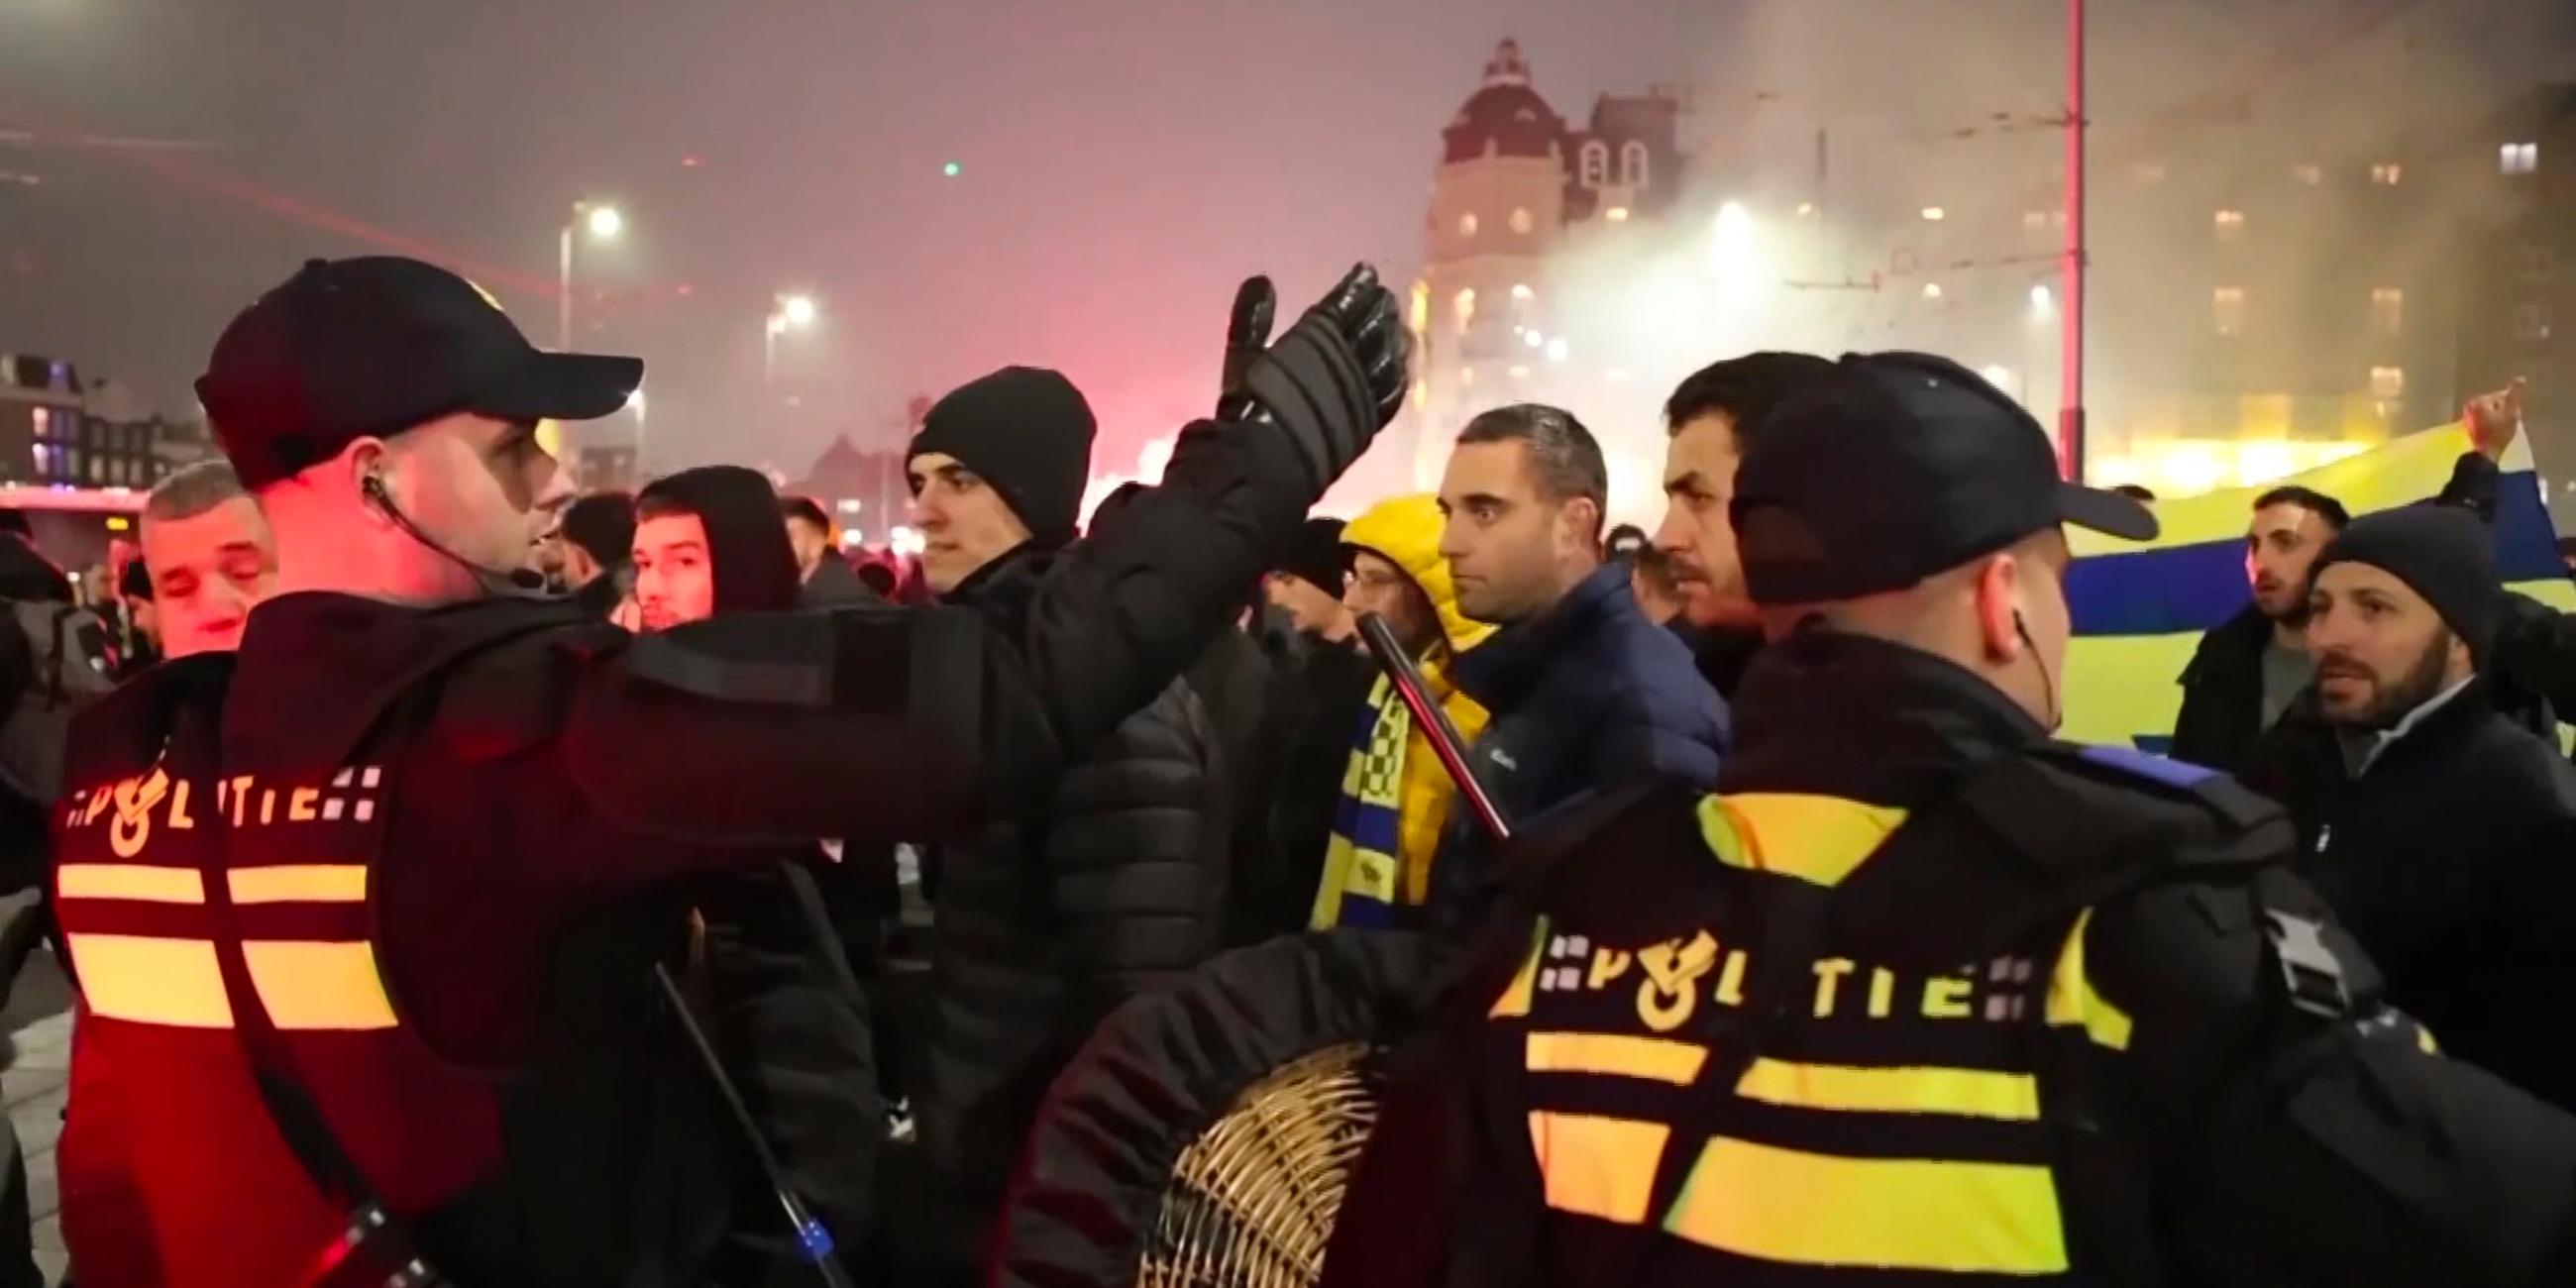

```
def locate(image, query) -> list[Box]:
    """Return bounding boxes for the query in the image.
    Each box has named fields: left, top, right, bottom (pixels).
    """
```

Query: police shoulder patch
left=2071, top=743, right=2219, bottom=790
left=2028, top=739, right=2284, bottom=837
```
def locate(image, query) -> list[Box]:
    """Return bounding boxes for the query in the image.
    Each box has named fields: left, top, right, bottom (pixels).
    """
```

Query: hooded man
left=626, top=465, right=887, bottom=1281
left=902, top=365, right=1264, bottom=1283
left=2246, top=504, right=2576, bottom=1110
left=632, top=467, right=805, bottom=627
left=1309, top=492, right=1494, bottom=931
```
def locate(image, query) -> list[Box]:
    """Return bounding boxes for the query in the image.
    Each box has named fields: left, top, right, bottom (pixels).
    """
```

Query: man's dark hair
left=0, top=510, right=30, bottom=540
left=2253, top=484, right=2351, bottom=532
left=559, top=490, right=637, bottom=567
left=2111, top=483, right=2156, bottom=501
left=1455, top=403, right=1608, bottom=522
left=1663, top=352, right=1839, bottom=446
left=1604, top=523, right=1652, bottom=560
left=780, top=495, right=832, bottom=531
left=120, top=557, right=154, bottom=603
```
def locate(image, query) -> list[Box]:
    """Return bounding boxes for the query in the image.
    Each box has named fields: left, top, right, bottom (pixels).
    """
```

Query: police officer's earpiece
left=363, top=469, right=548, bottom=593
left=2013, top=609, right=2061, bottom=731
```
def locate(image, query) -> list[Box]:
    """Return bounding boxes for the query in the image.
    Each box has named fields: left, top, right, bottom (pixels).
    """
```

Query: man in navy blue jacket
left=1426, top=403, right=1729, bottom=935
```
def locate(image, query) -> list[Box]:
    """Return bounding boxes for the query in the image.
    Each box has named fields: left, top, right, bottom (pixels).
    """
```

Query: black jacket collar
left=1676, top=621, right=1766, bottom=698
left=1453, top=562, right=1634, bottom=710
left=227, top=590, right=591, bottom=774
left=2184, top=601, right=2278, bottom=682
left=1720, top=627, right=2047, bottom=806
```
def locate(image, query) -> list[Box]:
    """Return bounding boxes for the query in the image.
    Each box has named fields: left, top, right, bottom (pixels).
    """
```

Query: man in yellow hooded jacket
left=1311, top=493, right=1496, bottom=930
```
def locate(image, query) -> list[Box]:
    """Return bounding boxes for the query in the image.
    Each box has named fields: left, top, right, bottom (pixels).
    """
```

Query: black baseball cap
left=1733, top=352, right=2156, bottom=604
left=196, top=256, right=643, bottom=488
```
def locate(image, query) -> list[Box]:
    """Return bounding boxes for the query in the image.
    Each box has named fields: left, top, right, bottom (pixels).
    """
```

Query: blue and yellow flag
left=2063, top=424, right=2572, bottom=749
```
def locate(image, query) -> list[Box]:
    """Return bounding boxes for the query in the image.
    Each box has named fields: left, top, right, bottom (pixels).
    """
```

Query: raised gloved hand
left=1217, top=264, right=1413, bottom=495
left=1217, top=274, right=1277, bottom=416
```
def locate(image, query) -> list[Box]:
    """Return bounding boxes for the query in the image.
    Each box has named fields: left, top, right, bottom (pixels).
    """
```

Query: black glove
left=1222, top=264, right=1412, bottom=495
left=1217, top=275, right=1277, bottom=416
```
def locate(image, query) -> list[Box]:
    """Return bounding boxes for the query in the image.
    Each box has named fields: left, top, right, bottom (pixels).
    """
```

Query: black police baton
left=653, top=963, right=857, bottom=1288
left=1356, top=612, right=1509, bottom=843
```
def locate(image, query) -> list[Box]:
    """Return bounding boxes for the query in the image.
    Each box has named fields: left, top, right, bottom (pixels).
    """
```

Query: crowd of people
left=2, top=252, right=2575, bottom=1287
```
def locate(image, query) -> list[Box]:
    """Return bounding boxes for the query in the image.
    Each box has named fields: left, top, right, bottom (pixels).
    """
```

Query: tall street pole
left=2060, top=0, right=2088, bottom=482
left=557, top=222, right=575, bottom=353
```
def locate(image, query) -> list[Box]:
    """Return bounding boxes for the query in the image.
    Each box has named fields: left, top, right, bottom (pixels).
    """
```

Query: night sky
left=5, top=0, right=2569, bottom=481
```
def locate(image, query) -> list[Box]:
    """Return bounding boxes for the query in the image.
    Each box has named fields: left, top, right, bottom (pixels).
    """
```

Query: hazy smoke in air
left=1374, top=0, right=2574, bottom=517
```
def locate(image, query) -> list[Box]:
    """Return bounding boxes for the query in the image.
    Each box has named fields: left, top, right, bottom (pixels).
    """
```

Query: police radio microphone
left=363, top=474, right=550, bottom=595
left=653, top=965, right=856, bottom=1287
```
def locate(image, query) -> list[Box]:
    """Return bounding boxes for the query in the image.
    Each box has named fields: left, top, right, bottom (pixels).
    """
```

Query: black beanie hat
left=908, top=367, right=1097, bottom=548
left=636, top=466, right=803, bottom=614
left=1275, top=517, right=1348, bottom=594
left=2311, top=504, right=2498, bottom=659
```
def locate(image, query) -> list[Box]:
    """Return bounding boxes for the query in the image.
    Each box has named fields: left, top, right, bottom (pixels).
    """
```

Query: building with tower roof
left=1404, top=40, right=1685, bottom=488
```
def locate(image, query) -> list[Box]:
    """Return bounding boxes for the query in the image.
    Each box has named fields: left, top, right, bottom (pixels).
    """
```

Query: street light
left=558, top=200, right=623, bottom=351
left=626, top=388, right=649, bottom=467
left=764, top=292, right=818, bottom=387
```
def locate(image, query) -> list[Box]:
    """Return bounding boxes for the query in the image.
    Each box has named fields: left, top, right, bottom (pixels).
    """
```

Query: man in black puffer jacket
left=901, top=366, right=1254, bottom=1284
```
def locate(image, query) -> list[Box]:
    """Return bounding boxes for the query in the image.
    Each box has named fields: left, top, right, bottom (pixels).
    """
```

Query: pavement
left=3, top=947, right=71, bottom=1286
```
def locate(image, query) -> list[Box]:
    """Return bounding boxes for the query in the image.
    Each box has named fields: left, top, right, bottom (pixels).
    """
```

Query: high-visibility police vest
left=1475, top=755, right=2276, bottom=1287
left=51, top=659, right=506, bottom=1288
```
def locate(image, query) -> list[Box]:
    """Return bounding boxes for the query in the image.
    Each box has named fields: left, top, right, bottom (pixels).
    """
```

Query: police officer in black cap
left=48, top=255, right=1406, bottom=1287
left=1324, top=354, right=2576, bottom=1288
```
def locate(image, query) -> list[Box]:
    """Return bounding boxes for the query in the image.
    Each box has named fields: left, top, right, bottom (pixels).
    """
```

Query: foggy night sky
left=4, top=0, right=2571, bottom=480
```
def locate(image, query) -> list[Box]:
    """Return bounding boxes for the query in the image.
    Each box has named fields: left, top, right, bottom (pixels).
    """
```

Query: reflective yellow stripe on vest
left=1697, top=794, right=1906, bottom=889
left=60, top=859, right=395, bottom=1032
left=1664, top=1137, right=2069, bottom=1273
left=1505, top=788, right=2095, bottom=1276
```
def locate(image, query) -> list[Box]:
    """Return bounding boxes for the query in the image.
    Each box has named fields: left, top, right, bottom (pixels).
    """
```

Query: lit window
left=1921, top=206, right=1947, bottom=222
left=2502, top=143, right=2539, bottom=175
left=1580, top=141, right=1608, bottom=188
left=2132, top=161, right=2168, bottom=185
left=28, top=407, right=45, bottom=436
left=1460, top=366, right=1475, bottom=388
left=2213, top=286, right=2246, bottom=337
left=2292, top=163, right=2323, bottom=186
left=835, top=498, right=862, bottom=515
left=1509, top=207, right=1534, bottom=235
left=2370, top=161, right=2403, bottom=186
left=1922, top=282, right=1945, bottom=301
left=2213, top=209, right=2246, bottom=241
left=1620, top=141, right=1649, bottom=188
left=2022, top=210, right=2049, bottom=231
left=1409, top=279, right=1432, bottom=332
left=2369, top=366, right=2406, bottom=399
left=1452, top=287, right=1476, bottom=337
left=1458, top=212, right=1479, bottom=238
left=1604, top=205, right=1631, bottom=223
left=2516, top=303, right=2553, bottom=342
left=2371, top=288, right=2404, bottom=337
left=1508, top=365, right=1530, bottom=381
left=1510, top=282, right=1534, bottom=301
